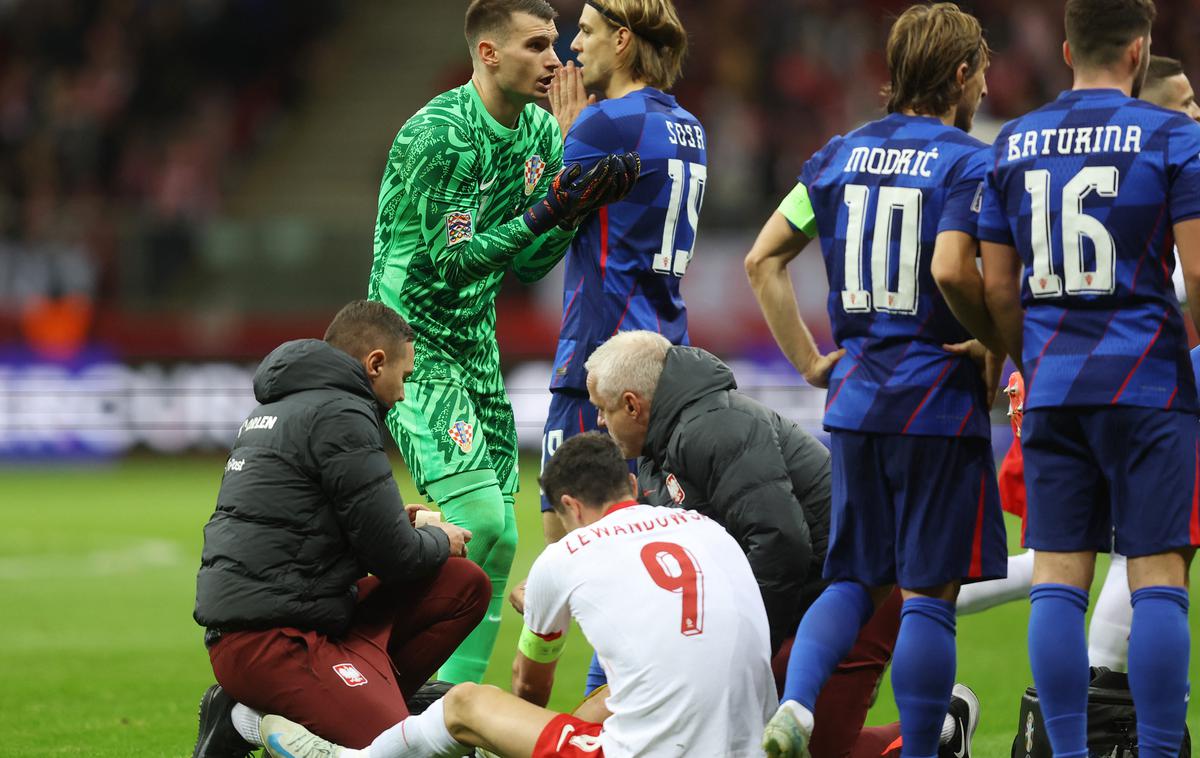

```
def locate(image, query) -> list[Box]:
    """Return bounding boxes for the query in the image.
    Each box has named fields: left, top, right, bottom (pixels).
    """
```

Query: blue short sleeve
left=1169, top=121, right=1200, bottom=225
left=564, top=106, right=620, bottom=171
left=938, top=147, right=989, bottom=236
left=976, top=152, right=1014, bottom=246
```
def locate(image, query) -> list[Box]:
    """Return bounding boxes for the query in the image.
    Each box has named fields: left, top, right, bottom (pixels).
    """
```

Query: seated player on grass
left=256, top=432, right=778, bottom=758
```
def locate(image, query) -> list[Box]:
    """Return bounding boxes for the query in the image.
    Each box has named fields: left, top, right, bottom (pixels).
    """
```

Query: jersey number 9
left=640, top=540, right=705, bottom=637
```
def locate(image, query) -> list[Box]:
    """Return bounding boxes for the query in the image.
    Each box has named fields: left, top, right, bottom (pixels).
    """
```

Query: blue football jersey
left=801, top=113, right=991, bottom=438
left=549, top=88, right=706, bottom=391
left=978, top=89, right=1200, bottom=412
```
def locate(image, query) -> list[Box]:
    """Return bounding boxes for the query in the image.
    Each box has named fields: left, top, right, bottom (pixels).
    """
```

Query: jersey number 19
left=653, top=159, right=706, bottom=278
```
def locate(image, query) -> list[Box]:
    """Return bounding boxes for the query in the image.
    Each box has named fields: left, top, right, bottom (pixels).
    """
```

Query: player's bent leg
left=891, top=585, right=958, bottom=758
left=955, top=549, right=1035, bottom=616
left=1125, top=549, right=1194, bottom=758
left=427, top=470, right=507, bottom=684
left=443, top=682, right=567, bottom=758
left=1086, top=552, right=1131, bottom=671
left=809, top=588, right=901, bottom=757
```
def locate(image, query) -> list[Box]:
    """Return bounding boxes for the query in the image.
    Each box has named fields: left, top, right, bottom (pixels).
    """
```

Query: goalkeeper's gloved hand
left=523, top=151, right=641, bottom=234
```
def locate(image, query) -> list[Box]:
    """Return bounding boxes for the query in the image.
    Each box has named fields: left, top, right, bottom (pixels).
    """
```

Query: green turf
left=0, top=455, right=1196, bottom=756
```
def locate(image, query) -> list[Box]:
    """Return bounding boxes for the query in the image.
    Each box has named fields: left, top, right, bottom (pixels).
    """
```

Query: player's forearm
left=981, top=242, right=1026, bottom=373
left=937, top=270, right=1007, bottom=355
left=511, top=653, right=556, bottom=707
left=1174, top=219, right=1200, bottom=335
left=986, top=292, right=1024, bottom=375
left=433, top=215, right=540, bottom=288
left=747, top=259, right=823, bottom=378
left=512, top=225, right=576, bottom=283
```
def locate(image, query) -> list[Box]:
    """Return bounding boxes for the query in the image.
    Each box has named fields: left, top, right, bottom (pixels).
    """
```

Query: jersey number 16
left=653, top=159, right=706, bottom=278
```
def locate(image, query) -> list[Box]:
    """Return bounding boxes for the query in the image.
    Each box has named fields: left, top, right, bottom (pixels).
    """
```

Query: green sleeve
left=404, top=124, right=540, bottom=288
left=778, top=182, right=818, bottom=238
left=511, top=225, right=575, bottom=283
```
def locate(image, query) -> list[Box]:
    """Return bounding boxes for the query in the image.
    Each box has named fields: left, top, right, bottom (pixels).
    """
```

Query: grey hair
left=585, top=330, right=671, bottom=405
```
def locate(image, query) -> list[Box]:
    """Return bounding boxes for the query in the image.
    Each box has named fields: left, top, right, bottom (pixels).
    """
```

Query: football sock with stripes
left=1028, top=583, right=1089, bottom=758
left=1127, top=586, right=1190, bottom=758
left=781, top=580, right=875, bottom=710
left=366, top=699, right=469, bottom=758
left=891, top=597, right=956, bottom=758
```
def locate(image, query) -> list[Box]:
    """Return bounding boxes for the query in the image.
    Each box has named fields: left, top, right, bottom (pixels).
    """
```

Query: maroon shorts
left=209, top=558, right=489, bottom=749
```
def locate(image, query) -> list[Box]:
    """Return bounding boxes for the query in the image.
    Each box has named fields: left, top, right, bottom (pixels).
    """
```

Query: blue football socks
left=1028, top=583, right=1090, bottom=758
left=891, top=597, right=956, bottom=758
left=781, top=581, right=875, bottom=709
left=1128, top=586, right=1190, bottom=758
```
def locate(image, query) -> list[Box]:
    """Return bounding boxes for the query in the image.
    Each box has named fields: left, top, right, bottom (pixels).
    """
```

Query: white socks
left=1088, top=553, right=1131, bottom=671
left=230, top=703, right=264, bottom=746
left=956, top=550, right=1035, bottom=615
left=366, top=699, right=470, bottom=758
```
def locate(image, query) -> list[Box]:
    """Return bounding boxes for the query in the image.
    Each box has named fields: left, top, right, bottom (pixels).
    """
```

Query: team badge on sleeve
left=448, top=420, right=475, bottom=453
left=332, top=663, right=367, bottom=687
left=446, top=211, right=474, bottom=247
left=666, top=473, right=686, bottom=504
left=524, top=155, right=545, bottom=196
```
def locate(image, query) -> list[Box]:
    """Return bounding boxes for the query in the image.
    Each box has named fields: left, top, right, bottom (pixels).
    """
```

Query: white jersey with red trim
left=524, top=502, right=776, bottom=758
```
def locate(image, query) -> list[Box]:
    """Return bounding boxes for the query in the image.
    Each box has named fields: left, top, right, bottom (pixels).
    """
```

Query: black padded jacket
left=194, top=339, right=449, bottom=637
left=638, top=346, right=831, bottom=651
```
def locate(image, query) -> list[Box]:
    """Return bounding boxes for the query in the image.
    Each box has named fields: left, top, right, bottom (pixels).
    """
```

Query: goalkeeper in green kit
left=368, top=0, right=639, bottom=684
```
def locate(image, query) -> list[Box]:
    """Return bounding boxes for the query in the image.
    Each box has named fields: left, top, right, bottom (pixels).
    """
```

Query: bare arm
left=1175, top=218, right=1200, bottom=335
left=981, top=241, right=1026, bottom=375
left=932, top=230, right=1007, bottom=355
left=744, top=211, right=844, bottom=387
left=512, top=650, right=557, bottom=707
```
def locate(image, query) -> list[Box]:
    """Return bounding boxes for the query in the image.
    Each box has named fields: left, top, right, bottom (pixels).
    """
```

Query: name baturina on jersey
left=843, top=146, right=942, bottom=177
left=1006, top=125, right=1143, bottom=161
left=563, top=510, right=708, bottom=555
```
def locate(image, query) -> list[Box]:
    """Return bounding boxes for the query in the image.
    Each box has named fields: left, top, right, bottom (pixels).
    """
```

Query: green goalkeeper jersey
left=369, top=81, right=574, bottom=394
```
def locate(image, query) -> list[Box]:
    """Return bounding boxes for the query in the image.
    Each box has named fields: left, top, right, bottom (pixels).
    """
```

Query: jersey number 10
left=840, top=184, right=924, bottom=315
left=640, top=541, right=705, bottom=637
left=653, top=159, right=706, bottom=278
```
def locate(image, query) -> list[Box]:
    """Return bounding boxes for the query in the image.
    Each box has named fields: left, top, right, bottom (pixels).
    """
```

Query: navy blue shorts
left=826, top=431, right=1007, bottom=589
left=1021, top=407, right=1200, bottom=557
left=540, top=390, right=600, bottom=512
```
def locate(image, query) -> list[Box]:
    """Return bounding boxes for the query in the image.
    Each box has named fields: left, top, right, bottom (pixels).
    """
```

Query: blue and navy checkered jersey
left=978, top=89, right=1200, bottom=412
left=801, top=113, right=991, bottom=438
left=549, top=87, right=706, bottom=391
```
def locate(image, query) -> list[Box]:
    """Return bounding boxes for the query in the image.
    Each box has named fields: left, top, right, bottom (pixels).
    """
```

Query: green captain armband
left=778, top=182, right=818, bottom=238
left=518, top=624, right=566, bottom=663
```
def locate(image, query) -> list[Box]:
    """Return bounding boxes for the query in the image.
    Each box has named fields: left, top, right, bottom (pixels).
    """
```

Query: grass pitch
left=0, top=455, right=1196, bottom=756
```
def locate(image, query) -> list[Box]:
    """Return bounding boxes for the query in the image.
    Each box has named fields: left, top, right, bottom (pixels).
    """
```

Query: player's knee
left=443, top=681, right=501, bottom=739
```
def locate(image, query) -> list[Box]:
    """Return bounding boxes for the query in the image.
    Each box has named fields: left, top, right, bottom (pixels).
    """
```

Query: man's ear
left=364, top=348, right=386, bottom=378
left=1063, top=40, right=1074, bottom=70
left=478, top=38, right=501, bottom=67
left=627, top=472, right=639, bottom=498
left=956, top=60, right=969, bottom=86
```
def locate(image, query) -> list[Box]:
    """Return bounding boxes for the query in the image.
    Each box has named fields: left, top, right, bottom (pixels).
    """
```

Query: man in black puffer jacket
left=583, top=330, right=912, bottom=758
left=191, top=300, right=489, bottom=757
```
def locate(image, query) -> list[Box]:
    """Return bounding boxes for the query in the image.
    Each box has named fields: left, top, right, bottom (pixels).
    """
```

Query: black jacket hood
left=644, top=346, right=736, bottom=458
left=253, top=339, right=375, bottom=406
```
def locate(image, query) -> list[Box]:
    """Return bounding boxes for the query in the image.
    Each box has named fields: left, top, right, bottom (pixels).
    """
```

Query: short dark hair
left=883, top=3, right=990, bottom=116
left=1065, top=0, right=1156, bottom=68
left=1147, top=55, right=1185, bottom=85
left=539, top=433, right=633, bottom=513
left=464, top=0, right=557, bottom=55
left=323, top=300, right=414, bottom=360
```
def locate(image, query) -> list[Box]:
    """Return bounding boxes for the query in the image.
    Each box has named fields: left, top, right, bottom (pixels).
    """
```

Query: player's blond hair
left=591, top=0, right=688, bottom=91
left=585, top=330, right=671, bottom=406
left=883, top=3, right=989, bottom=117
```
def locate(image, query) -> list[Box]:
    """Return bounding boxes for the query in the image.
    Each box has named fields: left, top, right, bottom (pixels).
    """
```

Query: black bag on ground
left=1011, top=668, right=1191, bottom=758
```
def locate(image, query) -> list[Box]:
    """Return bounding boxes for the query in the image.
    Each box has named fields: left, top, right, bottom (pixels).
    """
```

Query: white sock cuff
left=230, top=703, right=264, bottom=746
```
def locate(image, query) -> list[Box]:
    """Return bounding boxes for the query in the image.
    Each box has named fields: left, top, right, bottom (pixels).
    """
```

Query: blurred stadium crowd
left=0, top=0, right=1196, bottom=358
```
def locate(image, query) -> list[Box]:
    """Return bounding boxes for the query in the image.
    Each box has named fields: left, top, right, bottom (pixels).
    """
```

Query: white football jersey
left=524, top=502, right=776, bottom=758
